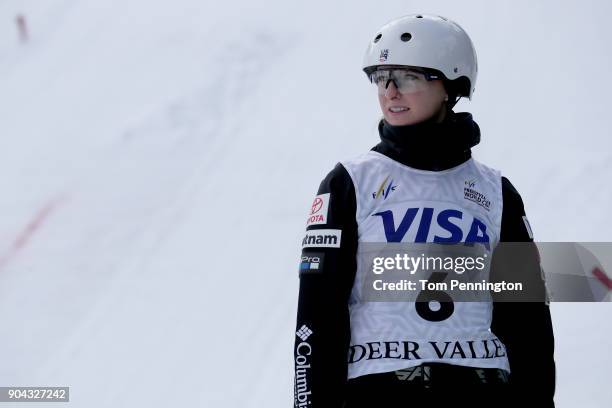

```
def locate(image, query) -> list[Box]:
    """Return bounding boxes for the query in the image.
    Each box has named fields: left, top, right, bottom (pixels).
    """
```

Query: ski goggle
left=369, top=67, right=441, bottom=95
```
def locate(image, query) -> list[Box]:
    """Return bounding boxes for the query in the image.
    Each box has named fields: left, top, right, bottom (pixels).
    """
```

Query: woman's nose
left=384, top=80, right=400, bottom=98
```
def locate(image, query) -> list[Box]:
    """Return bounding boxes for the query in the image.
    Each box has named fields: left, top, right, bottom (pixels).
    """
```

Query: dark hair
left=443, top=76, right=471, bottom=109
left=419, top=67, right=464, bottom=109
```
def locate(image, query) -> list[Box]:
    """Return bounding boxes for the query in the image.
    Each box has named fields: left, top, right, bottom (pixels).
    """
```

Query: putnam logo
left=306, top=193, right=330, bottom=226
left=302, top=229, right=342, bottom=248
left=372, top=175, right=397, bottom=200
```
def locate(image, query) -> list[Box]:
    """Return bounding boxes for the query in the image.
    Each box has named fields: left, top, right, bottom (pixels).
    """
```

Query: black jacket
left=293, top=111, right=555, bottom=407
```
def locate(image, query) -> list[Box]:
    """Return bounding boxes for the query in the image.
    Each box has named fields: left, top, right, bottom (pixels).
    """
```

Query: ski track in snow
left=0, top=195, right=65, bottom=270
left=0, top=22, right=295, bottom=407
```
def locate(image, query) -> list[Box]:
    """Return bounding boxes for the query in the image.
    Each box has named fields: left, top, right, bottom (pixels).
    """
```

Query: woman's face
left=377, top=69, right=448, bottom=126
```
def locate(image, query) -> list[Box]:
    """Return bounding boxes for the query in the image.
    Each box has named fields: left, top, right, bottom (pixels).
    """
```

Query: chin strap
left=447, top=95, right=461, bottom=109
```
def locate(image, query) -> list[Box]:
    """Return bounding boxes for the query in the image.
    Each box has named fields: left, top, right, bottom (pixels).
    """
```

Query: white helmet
left=363, top=14, right=478, bottom=100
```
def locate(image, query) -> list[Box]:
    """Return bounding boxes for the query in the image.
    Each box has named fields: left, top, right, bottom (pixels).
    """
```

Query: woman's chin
left=385, top=115, right=420, bottom=126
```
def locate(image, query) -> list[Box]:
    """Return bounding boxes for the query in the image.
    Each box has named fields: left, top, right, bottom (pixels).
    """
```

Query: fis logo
left=372, top=175, right=397, bottom=200
left=379, top=49, right=389, bottom=62
left=465, top=179, right=476, bottom=188
left=373, top=207, right=491, bottom=250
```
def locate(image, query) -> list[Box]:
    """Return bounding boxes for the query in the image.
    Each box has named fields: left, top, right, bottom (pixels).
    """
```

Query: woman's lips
left=388, top=106, right=410, bottom=114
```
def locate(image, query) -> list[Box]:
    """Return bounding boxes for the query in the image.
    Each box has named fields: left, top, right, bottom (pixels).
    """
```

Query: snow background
left=0, top=0, right=610, bottom=406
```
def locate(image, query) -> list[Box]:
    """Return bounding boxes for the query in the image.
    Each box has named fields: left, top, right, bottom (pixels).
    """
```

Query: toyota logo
left=310, top=197, right=323, bottom=215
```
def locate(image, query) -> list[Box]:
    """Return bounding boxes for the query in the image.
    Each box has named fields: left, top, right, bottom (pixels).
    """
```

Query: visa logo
left=373, top=208, right=490, bottom=250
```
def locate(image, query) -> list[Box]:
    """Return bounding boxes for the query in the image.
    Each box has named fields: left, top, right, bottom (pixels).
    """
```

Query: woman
left=294, top=14, right=555, bottom=408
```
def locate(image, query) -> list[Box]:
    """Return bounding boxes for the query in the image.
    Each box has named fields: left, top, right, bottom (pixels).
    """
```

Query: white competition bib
left=341, top=151, right=508, bottom=379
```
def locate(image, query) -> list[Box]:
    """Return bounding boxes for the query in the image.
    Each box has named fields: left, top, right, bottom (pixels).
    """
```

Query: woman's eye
left=375, top=76, right=388, bottom=84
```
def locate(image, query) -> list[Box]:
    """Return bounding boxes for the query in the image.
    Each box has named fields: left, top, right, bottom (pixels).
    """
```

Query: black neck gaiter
left=371, top=111, right=481, bottom=171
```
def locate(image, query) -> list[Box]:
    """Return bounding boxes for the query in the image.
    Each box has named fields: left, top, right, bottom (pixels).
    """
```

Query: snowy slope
left=0, top=0, right=610, bottom=407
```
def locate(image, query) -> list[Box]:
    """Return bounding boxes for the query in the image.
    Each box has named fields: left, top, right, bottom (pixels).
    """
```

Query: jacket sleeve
left=491, top=176, right=556, bottom=407
left=293, top=163, right=358, bottom=408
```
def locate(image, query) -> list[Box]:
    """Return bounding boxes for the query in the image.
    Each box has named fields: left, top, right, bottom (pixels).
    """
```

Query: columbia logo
left=296, top=325, right=313, bottom=341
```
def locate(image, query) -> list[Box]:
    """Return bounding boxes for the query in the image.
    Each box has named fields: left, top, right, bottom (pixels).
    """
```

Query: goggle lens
left=370, top=68, right=439, bottom=95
